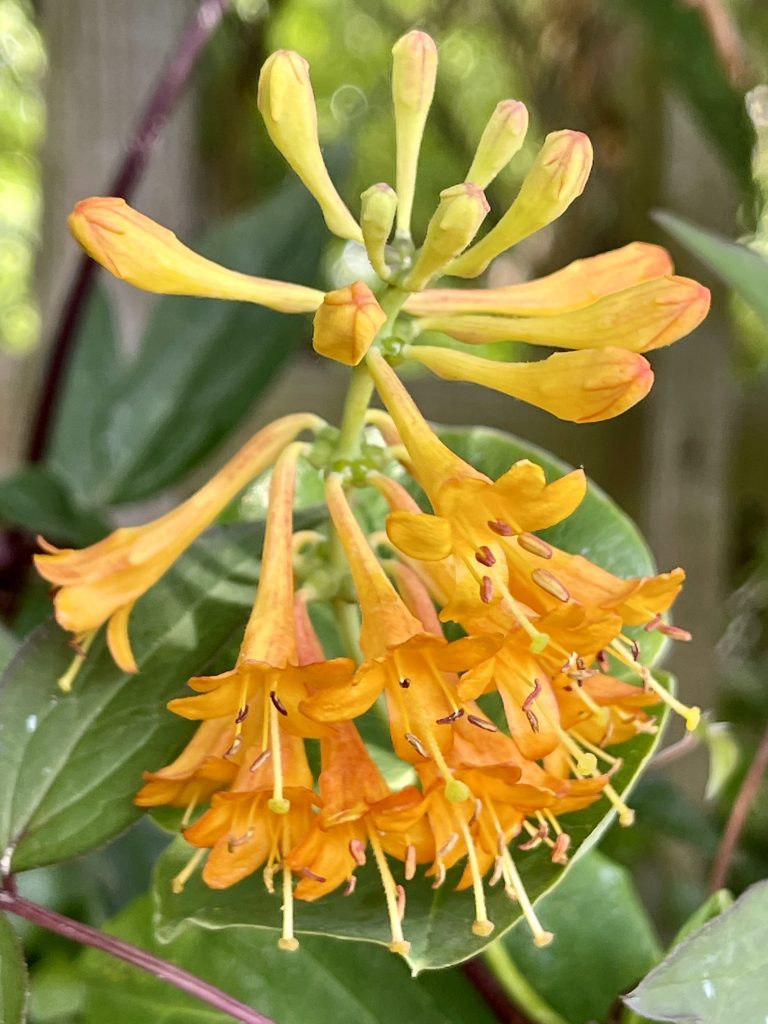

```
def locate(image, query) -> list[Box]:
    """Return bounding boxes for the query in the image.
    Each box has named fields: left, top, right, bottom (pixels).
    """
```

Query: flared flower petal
left=68, top=198, right=325, bottom=312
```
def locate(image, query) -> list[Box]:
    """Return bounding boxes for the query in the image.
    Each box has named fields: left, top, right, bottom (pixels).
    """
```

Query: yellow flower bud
left=449, top=130, right=593, bottom=278
left=360, top=183, right=398, bottom=280
left=403, top=183, right=489, bottom=291
left=391, top=31, right=438, bottom=236
left=68, top=197, right=324, bottom=313
left=466, top=100, right=529, bottom=189
left=312, top=281, right=387, bottom=366
left=258, top=50, right=362, bottom=242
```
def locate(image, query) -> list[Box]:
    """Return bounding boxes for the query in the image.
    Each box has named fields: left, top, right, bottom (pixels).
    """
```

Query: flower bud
left=449, top=130, right=593, bottom=278
left=258, top=50, right=362, bottom=242
left=403, top=183, right=489, bottom=291
left=68, top=197, right=324, bottom=313
left=466, top=100, right=529, bottom=188
left=391, top=31, right=438, bottom=236
left=360, top=183, right=398, bottom=280
left=312, top=280, right=387, bottom=365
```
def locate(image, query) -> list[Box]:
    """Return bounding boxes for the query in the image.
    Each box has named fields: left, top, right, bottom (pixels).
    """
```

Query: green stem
left=335, top=361, right=377, bottom=463
left=483, top=941, right=568, bottom=1024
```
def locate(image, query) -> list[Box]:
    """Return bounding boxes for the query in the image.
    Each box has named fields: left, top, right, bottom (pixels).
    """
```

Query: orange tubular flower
left=35, top=414, right=323, bottom=676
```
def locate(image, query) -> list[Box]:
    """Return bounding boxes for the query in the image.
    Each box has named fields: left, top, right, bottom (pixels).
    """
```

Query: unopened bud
left=391, top=31, right=438, bottom=236
left=403, top=183, right=489, bottom=291
left=258, top=50, right=362, bottom=242
left=361, top=183, right=398, bottom=280
left=466, top=100, right=529, bottom=188
left=312, top=280, right=387, bottom=365
left=450, top=130, right=593, bottom=278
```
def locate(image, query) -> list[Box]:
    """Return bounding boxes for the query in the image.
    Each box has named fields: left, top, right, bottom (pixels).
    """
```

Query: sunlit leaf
left=0, top=910, right=28, bottom=1024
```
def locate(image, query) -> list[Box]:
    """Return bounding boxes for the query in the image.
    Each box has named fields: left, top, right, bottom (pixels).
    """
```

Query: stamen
left=431, top=859, right=447, bottom=889
left=344, top=875, right=357, bottom=896
left=518, top=533, right=553, bottom=559
left=437, top=832, right=460, bottom=858
left=396, top=884, right=406, bottom=921
left=263, top=864, right=275, bottom=894
left=480, top=575, right=494, bottom=603
left=597, top=649, right=610, bottom=672
left=349, top=838, right=367, bottom=866
left=301, top=867, right=327, bottom=883
left=469, top=798, right=483, bottom=828
left=456, top=816, right=494, bottom=937
left=57, top=630, right=96, bottom=693
left=487, top=518, right=514, bottom=536
left=171, top=847, right=206, bottom=894
left=235, top=704, right=249, bottom=724
left=270, top=690, right=288, bottom=716
left=551, top=833, right=571, bottom=865
left=250, top=749, right=272, bottom=773
left=630, top=639, right=640, bottom=661
left=181, top=790, right=199, bottom=828
left=368, top=826, right=411, bottom=955
left=475, top=546, right=496, bottom=567
left=436, top=708, right=465, bottom=725
left=531, top=568, right=570, bottom=603
left=405, top=843, right=417, bottom=881
left=519, top=825, right=548, bottom=851
left=522, top=679, right=542, bottom=733
left=467, top=714, right=498, bottom=733
left=224, top=736, right=242, bottom=758
left=489, top=858, right=504, bottom=886
left=227, top=828, right=254, bottom=851
left=658, top=623, right=692, bottom=642
left=404, top=732, right=428, bottom=758
left=644, top=613, right=662, bottom=632
left=399, top=677, right=411, bottom=688
left=501, top=849, right=553, bottom=947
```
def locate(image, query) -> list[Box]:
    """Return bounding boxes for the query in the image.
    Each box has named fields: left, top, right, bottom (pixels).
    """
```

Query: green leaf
left=0, top=525, right=265, bottom=873
left=495, top=852, right=660, bottom=1024
left=0, top=625, right=17, bottom=674
left=47, top=285, right=119, bottom=505
left=0, top=466, right=108, bottom=546
left=624, top=880, right=768, bottom=1023
left=700, top=722, right=740, bottom=801
left=97, top=179, right=326, bottom=505
left=654, top=211, right=768, bottom=325
left=0, top=910, right=28, bottom=1024
left=670, top=889, right=733, bottom=947
left=79, top=895, right=497, bottom=1024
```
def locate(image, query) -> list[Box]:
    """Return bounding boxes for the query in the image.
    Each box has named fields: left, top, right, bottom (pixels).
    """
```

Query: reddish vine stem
left=0, top=890, right=275, bottom=1024
left=708, top=721, right=768, bottom=892
left=26, top=0, right=232, bottom=463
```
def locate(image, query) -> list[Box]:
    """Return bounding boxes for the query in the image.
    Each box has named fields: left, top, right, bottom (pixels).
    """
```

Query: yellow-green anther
left=466, top=100, right=529, bottom=188
left=258, top=50, right=362, bottom=242
left=391, top=31, right=438, bottom=238
left=361, top=183, right=398, bottom=280
left=449, top=130, right=593, bottom=278
left=403, top=183, right=489, bottom=291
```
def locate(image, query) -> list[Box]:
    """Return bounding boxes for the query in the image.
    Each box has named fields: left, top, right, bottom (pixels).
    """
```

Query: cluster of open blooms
left=35, top=33, right=709, bottom=955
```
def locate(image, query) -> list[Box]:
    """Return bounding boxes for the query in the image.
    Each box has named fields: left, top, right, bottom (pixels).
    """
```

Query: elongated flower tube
left=407, top=345, right=654, bottom=423
left=403, top=242, right=675, bottom=317
left=448, top=130, right=593, bottom=278
left=257, top=50, right=362, bottom=242
left=466, top=100, right=529, bottom=189
left=68, top=198, right=325, bottom=313
left=36, top=414, right=323, bottom=675
left=413, top=275, right=710, bottom=352
left=403, top=183, right=490, bottom=291
left=391, top=30, right=438, bottom=237
left=360, top=183, right=398, bottom=280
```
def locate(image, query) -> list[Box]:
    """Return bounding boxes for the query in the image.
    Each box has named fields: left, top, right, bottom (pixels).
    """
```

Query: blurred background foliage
left=2, top=0, right=768, bottom=1020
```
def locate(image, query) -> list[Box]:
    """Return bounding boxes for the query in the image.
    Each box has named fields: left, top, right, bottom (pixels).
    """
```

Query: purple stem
left=26, top=0, right=232, bottom=463
left=0, top=891, right=276, bottom=1024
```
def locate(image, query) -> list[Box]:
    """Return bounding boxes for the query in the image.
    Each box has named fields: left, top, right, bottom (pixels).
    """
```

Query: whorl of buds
left=391, top=31, right=438, bottom=236
left=360, top=183, right=398, bottom=280
left=258, top=50, right=362, bottom=242
left=449, top=130, right=593, bottom=278
left=312, top=281, right=387, bottom=366
left=466, top=100, right=529, bottom=189
left=403, top=183, right=490, bottom=291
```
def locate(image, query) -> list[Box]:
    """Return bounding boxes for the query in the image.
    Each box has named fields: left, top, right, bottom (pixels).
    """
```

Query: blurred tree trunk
left=0, top=0, right=202, bottom=475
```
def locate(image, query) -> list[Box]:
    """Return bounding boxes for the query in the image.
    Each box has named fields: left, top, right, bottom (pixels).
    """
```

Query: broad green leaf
left=0, top=910, right=28, bottom=1024
left=497, top=852, right=660, bottom=1024
left=0, top=525, right=266, bottom=873
left=0, top=467, right=108, bottom=546
left=624, top=880, right=768, bottom=1023
left=97, top=179, right=326, bottom=505
left=654, top=212, right=768, bottom=325
left=671, top=889, right=733, bottom=947
left=47, top=286, right=119, bottom=504
left=79, top=895, right=496, bottom=1024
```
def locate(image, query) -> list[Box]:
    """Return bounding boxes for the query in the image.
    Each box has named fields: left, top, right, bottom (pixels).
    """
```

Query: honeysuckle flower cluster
left=36, top=32, right=708, bottom=954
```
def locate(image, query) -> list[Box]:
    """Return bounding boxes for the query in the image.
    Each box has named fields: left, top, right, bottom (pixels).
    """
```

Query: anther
left=171, top=848, right=206, bottom=894
left=531, top=568, right=570, bottom=602
left=270, top=690, right=288, bottom=716
left=489, top=858, right=504, bottom=886
left=658, top=623, right=692, bottom=642
left=431, top=860, right=447, bottom=889
left=263, top=865, right=275, bottom=893
left=480, top=575, right=494, bottom=603
left=405, top=732, right=428, bottom=758
left=519, top=825, right=548, bottom=851
left=551, top=833, right=571, bottom=865
left=67, top=638, right=86, bottom=657
left=522, top=679, right=542, bottom=733
left=224, top=736, right=242, bottom=758
left=644, top=613, right=662, bottom=632
left=301, top=867, right=327, bottom=883
left=436, top=708, right=465, bottom=725
left=475, top=546, right=496, bottom=567
left=344, top=875, right=357, bottom=896
left=467, top=714, right=498, bottom=732
left=518, top=533, right=553, bottom=559
left=405, top=844, right=417, bottom=881
left=250, top=749, right=272, bottom=772
left=597, top=649, right=609, bottom=672
left=469, top=798, right=483, bottom=827
left=227, top=829, right=254, bottom=852
left=487, top=518, right=514, bottom=536
left=235, top=704, right=249, bottom=724
left=349, top=838, right=367, bottom=866
left=396, top=885, right=406, bottom=921
left=437, top=833, right=460, bottom=858
left=399, top=677, right=411, bottom=689
left=630, top=640, right=640, bottom=661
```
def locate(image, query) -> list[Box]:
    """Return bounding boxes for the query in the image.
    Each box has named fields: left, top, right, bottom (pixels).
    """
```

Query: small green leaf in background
left=78, top=895, right=497, bottom=1024
left=700, top=722, right=740, bottom=801
left=0, top=525, right=266, bottom=873
left=0, top=910, right=28, bottom=1024
left=624, top=880, right=768, bottom=1024
left=654, top=211, right=768, bottom=326
left=0, top=466, right=108, bottom=546
left=670, top=889, right=733, bottom=947
left=494, top=852, right=660, bottom=1024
